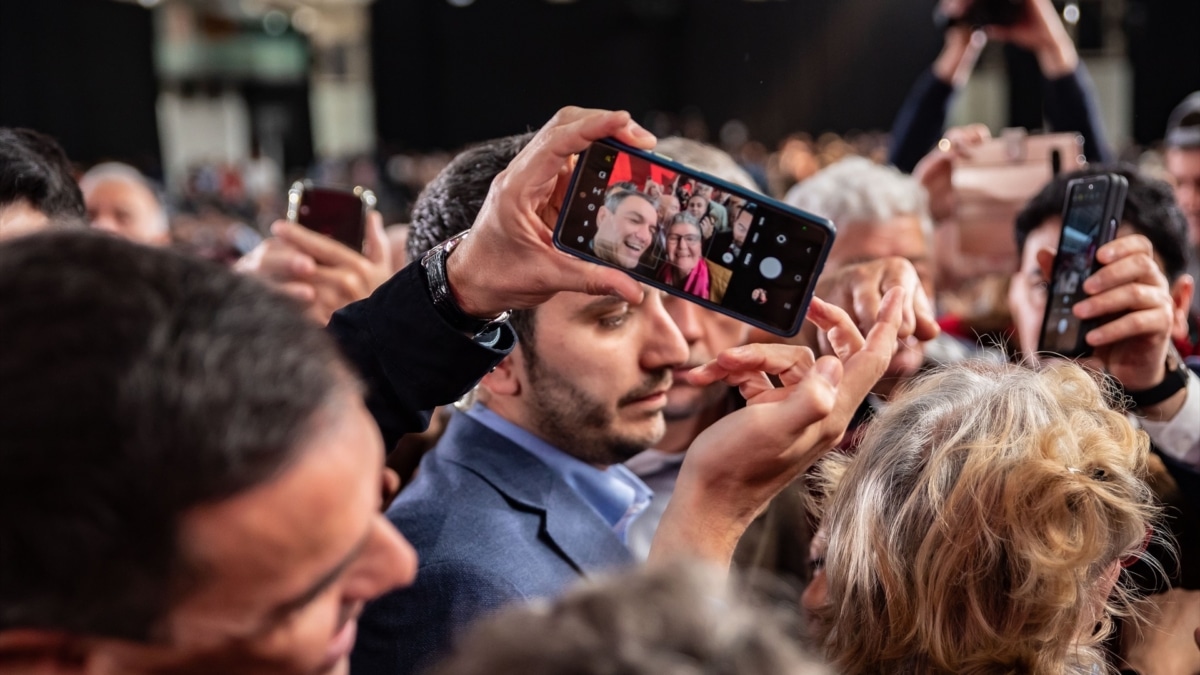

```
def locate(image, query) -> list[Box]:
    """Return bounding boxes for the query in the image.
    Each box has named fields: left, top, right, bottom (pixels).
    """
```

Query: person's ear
left=0, top=629, right=91, bottom=674
left=479, top=351, right=522, bottom=397
left=1168, top=274, right=1195, bottom=342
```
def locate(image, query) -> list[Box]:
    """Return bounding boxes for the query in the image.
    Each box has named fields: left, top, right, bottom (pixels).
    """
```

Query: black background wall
left=0, top=0, right=1195, bottom=166
left=0, top=0, right=161, bottom=173
left=371, top=0, right=946, bottom=152
left=1125, top=0, right=1200, bottom=146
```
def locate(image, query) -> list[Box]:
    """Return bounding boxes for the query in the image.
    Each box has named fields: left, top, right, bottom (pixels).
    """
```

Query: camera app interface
left=1041, top=181, right=1108, bottom=354
left=555, top=142, right=831, bottom=334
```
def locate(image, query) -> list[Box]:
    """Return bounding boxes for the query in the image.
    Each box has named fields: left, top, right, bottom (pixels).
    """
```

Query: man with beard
left=351, top=128, right=903, bottom=675
left=353, top=133, right=685, bottom=675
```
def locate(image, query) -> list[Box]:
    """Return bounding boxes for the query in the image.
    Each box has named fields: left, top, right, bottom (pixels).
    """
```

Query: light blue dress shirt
left=464, top=404, right=653, bottom=545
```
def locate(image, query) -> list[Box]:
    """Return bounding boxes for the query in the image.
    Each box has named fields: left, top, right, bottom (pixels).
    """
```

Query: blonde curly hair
left=814, top=360, right=1161, bottom=675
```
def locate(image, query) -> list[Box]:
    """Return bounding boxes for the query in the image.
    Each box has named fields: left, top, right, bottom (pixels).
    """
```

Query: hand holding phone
left=287, top=181, right=377, bottom=252
left=1037, top=173, right=1128, bottom=357
left=553, top=138, right=835, bottom=337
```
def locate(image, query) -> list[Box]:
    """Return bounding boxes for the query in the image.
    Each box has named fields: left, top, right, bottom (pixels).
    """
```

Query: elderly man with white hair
left=785, top=156, right=955, bottom=404
left=80, top=162, right=170, bottom=246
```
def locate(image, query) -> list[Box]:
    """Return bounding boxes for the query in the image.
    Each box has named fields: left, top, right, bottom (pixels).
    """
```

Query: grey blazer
left=349, top=412, right=635, bottom=675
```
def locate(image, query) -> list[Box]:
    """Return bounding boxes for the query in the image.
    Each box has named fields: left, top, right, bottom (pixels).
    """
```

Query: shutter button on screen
left=759, top=257, right=783, bottom=280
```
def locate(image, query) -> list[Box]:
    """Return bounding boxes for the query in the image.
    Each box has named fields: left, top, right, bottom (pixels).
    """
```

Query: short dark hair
left=0, top=232, right=346, bottom=640
left=603, top=188, right=655, bottom=216
left=408, top=133, right=537, bottom=346
left=1014, top=164, right=1192, bottom=280
left=0, top=127, right=86, bottom=227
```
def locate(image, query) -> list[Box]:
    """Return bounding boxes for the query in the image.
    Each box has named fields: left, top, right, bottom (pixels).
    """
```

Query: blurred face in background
left=83, top=177, right=169, bottom=247
left=1165, top=147, right=1200, bottom=246
left=657, top=195, right=681, bottom=228
left=826, top=215, right=932, bottom=396
left=732, top=207, right=753, bottom=246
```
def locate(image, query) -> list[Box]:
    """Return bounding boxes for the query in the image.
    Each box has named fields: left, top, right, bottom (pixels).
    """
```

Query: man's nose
left=664, top=295, right=703, bottom=344
left=352, top=517, right=419, bottom=601
left=641, top=294, right=689, bottom=369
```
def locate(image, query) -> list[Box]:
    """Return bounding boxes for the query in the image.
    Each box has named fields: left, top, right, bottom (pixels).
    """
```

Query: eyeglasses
left=667, top=234, right=701, bottom=245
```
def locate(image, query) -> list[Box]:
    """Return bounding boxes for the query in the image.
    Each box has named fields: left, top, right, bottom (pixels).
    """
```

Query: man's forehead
left=548, top=285, right=659, bottom=313
left=830, top=215, right=928, bottom=259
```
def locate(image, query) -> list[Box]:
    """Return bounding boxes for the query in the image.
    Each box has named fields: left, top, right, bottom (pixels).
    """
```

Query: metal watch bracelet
left=420, top=230, right=510, bottom=337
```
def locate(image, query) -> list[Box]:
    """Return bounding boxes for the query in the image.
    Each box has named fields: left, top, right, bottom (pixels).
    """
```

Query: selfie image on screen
left=556, top=142, right=832, bottom=334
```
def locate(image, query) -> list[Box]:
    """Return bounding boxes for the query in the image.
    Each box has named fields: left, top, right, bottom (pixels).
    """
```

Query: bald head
left=80, top=163, right=169, bottom=247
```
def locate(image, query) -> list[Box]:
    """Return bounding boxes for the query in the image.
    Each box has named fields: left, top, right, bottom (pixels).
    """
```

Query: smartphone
left=1037, top=173, right=1128, bottom=357
left=286, top=181, right=377, bottom=251
left=553, top=138, right=835, bottom=337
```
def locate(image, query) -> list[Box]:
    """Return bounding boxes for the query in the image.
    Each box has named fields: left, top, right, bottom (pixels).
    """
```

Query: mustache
left=617, top=369, right=672, bottom=406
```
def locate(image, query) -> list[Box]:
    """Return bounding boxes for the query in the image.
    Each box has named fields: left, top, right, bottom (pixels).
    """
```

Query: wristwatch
left=1119, top=349, right=1189, bottom=410
left=420, top=230, right=510, bottom=338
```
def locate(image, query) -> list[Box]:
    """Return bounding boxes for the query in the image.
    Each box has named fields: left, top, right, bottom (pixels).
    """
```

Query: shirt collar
left=464, top=404, right=653, bottom=543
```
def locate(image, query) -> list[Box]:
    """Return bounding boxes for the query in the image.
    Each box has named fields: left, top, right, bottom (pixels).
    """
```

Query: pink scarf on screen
left=663, top=260, right=710, bottom=300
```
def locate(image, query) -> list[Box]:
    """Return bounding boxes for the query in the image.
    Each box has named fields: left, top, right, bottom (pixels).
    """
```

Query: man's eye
left=599, top=313, right=629, bottom=329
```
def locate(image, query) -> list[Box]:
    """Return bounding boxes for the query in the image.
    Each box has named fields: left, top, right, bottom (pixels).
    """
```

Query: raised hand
left=649, top=289, right=905, bottom=567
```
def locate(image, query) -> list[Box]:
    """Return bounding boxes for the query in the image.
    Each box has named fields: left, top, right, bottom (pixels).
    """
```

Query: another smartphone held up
left=287, top=180, right=377, bottom=252
left=1038, top=173, right=1129, bottom=358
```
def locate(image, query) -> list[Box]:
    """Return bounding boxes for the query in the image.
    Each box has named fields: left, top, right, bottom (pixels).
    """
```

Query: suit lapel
left=544, top=480, right=634, bottom=574
left=438, top=412, right=635, bottom=575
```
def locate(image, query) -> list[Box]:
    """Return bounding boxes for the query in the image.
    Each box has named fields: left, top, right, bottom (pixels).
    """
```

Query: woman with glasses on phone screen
left=807, top=360, right=1162, bottom=675
left=658, top=213, right=730, bottom=303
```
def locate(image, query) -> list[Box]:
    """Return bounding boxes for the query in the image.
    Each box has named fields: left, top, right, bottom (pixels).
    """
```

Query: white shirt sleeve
left=1137, top=369, right=1200, bottom=468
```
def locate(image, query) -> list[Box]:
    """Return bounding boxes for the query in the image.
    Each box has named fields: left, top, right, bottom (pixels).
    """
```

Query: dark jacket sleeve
left=888, top=68, right=957, bottom=174
left=1042, top=63, right=1114, bottom=164
left=326, top=262, right=515, bottom=451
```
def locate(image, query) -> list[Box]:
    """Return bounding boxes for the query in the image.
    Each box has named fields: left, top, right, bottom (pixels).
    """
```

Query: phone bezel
left=286, top=180, right=377, bottom=252
left=1036, top=173, right=1129, bottom=358
left=552, top=138, right=836, bottom=337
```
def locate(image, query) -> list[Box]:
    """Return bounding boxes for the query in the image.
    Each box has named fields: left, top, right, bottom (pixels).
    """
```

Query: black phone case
left=552, top=138, right=835, bottom=337
left=1036, top=174, right=1129, bottom=358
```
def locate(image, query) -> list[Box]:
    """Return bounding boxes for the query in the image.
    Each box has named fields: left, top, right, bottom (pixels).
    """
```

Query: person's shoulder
left=707, top=260, right=732, bottom=286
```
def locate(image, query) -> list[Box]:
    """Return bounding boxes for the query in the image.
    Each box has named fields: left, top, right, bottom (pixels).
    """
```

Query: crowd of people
left=2, top=0, right=1199, bottom=674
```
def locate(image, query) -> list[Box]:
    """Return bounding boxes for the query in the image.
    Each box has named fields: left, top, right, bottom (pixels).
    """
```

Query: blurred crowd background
left=1, top=0, right=1196, bottom=263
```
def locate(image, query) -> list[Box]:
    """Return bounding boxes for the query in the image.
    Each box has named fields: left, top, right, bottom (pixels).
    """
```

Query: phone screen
left=554, top=140, right=833, bottom=336
left=1038, top=176, right=1122, bottom=356
left=288, top=183, right=373, bottom=251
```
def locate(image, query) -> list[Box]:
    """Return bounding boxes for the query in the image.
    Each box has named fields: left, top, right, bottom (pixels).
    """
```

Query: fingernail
left=628, top=120, right=652, bottom=137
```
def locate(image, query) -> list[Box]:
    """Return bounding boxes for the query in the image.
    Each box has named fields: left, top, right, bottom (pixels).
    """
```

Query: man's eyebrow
left=266, top=526, right=373, bottom=622
left=577, top=295, right=628, bottom=316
